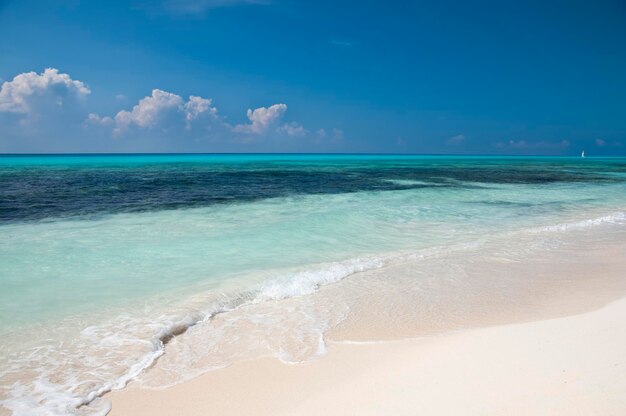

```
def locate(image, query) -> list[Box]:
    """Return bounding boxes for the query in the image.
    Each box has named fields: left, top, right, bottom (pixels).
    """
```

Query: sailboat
left=581, top=149, right=585, bottom=158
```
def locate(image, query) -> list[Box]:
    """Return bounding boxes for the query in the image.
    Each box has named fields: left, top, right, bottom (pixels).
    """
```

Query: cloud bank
left=1, top=68, right=342, bottom=152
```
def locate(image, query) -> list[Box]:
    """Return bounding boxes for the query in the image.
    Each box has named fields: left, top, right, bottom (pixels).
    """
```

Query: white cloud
left=314, top=128, right=344, bottom=145
left=594, top=138, right=623, bottom=147
left=496, top=139, right=570, bottom=150
left=278, top=121, right=307, bottom=137
left=87, top=113, right=113, bottom=126
left=234, top=103, right=287, bottom=135
left=446, top=134, right=465, bottom=145
left=0, top=68, right=90, bottom=114
left=331, top=39, right=357, bottom=47
left=159, top=0, right=270, bottom=14
left=90, top=89, right=218, bottom=135
left=184, top=96, right=216, bottom=122
left=114, top=89, right=182, bottom=132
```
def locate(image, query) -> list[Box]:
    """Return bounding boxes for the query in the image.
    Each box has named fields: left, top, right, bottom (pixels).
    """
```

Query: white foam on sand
left=529, top=210, right=626, bottom=233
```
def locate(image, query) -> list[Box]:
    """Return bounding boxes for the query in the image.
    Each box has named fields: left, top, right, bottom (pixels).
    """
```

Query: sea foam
left=529, top=211, right=626, bottom=233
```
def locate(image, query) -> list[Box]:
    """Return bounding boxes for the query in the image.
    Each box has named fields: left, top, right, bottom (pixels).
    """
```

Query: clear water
left=1, top=154, right=625, bottom=415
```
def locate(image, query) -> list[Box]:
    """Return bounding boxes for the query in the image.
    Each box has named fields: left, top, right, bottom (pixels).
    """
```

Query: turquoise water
left=1, top=155, right=626, bottom=415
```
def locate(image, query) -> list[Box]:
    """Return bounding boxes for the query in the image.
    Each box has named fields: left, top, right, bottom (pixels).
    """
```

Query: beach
left=107, top=227, right=626, bottom=415
left=1, top=155, right=625, bottom=415
left=109, top=297, right=626, bottom=416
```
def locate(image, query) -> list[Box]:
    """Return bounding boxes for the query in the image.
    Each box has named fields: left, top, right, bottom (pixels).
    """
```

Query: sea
left=1, top=154, right=625, bottom=415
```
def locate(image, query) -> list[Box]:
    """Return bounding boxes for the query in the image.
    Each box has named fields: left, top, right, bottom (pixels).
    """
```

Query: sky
left=0, top=0, right=625, bottom=154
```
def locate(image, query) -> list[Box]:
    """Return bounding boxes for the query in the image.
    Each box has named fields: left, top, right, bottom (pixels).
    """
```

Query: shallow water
left=1, top=155, right=625, bottom=415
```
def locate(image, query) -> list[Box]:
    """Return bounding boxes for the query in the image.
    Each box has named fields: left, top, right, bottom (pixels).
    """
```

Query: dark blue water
left=1, top=154, right=625, bottom=223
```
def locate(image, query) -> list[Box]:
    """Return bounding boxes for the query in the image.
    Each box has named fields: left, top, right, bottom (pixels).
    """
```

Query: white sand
left=109, top=296, right=626, bottom=415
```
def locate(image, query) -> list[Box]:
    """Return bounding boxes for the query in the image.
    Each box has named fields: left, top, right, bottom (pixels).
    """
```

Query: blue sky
left=1, top=0, right=625, bottom=154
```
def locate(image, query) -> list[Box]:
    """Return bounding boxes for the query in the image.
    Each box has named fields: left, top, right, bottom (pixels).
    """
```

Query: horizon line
left=0, top=152, right=619, bottom=158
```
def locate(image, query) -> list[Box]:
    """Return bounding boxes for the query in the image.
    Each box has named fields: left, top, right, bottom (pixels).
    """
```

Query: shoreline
left=107, top=228, right=626, bottom=415
left=109, top=296, right=626, bottom=415
left=3, top=212, right=625, bottom=415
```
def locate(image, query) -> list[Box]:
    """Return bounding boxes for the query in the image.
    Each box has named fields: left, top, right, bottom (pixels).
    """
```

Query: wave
left=2, top=209, right=626, bottom=415
left=254, top=257, right=387, bottom=302
left=0, top=252, right=414, bottom=416
left=529, top=211, right=626, bottom=233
